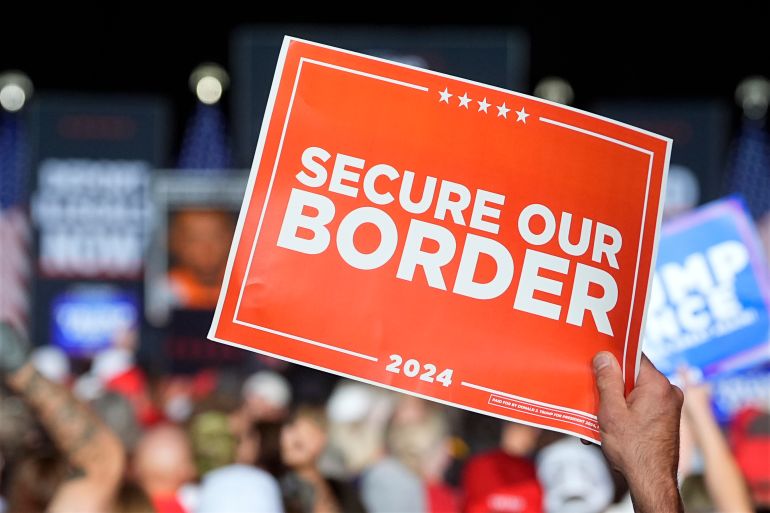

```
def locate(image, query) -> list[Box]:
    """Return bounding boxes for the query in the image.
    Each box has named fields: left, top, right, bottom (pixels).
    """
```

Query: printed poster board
left=711, top=366, right=770, bottom=424
left=27, top=94, right=169, bottom=348
left=644, top=198, right=770, bottom=380
left=209, top=37, right=671, bottom=442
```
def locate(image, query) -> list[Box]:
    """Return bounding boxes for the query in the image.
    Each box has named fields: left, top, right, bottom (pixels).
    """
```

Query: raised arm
left=682, top=378, right=753, bottom=513
left=592, top=351, right=684, bottom=513
left=0, top=323, right=126, bottom=513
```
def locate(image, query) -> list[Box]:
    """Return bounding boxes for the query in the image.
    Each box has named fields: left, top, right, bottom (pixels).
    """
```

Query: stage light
left=189, top=64, right=229, bottom=105
left=735, top=76, right=770, bottom=120
left=0, top=71, right=33, bottom=112
left=533, top=77, right=574, bottom=106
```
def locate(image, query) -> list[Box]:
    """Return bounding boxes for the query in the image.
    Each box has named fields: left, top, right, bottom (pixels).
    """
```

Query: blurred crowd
left=0, top=323, right=768, bottom=513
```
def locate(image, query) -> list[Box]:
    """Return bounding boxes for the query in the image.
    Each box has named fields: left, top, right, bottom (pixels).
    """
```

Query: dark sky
left=2, top=4, right=768, bottom=155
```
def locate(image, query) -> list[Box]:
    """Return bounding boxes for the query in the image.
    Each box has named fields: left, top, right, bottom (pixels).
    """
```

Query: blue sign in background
left=711, top=365, right=770, bottom=424
left=644, top=197, right=770, bottom=379
left=51, top=285, right=139, bottom=357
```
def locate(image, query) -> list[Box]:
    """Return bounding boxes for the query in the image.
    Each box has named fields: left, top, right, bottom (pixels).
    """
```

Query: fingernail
left=593, top=352, right=611, bottom=371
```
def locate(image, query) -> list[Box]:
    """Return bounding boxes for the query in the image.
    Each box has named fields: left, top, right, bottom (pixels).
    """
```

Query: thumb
left=593, top=351, right=627, bottom=415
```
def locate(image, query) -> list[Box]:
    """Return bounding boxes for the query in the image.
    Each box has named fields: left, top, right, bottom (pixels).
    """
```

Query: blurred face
left=134, top=425, right=196, bottom=494
left=235, top=428, right=260, bottom=466
left=281, top=416, right=327, bottom=469
left=536, top=439, right=614, bottom=513
left=244, top=395, right=287, bottom=423
left=170, top=210, right=234, bottom=284
left=329, top=422, right=383, bottom=474
left=501, top=422, right=541, bottom=457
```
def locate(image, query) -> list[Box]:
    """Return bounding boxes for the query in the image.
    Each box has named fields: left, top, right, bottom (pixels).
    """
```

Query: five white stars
left=438, top=88, right=530, bottom=125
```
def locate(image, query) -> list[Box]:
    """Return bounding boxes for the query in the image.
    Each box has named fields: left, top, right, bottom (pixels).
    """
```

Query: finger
left=671, top=384, right=684, bottom=406
left=636, top=353, right=669, bottom=388
left=593, top=352, right=627, bottom=415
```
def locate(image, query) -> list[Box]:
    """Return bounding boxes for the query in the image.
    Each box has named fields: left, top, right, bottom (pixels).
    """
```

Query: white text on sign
left=276, top=145, right=625, bottom=336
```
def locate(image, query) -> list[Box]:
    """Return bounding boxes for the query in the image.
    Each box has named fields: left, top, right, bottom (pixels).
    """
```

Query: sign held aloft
left=644, top=198, right=770, bottom=380
left=209, top=37, right=672, bottom=443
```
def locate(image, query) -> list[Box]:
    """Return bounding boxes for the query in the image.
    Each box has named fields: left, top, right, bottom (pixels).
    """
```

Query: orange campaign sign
left=209, top=36, right=672, bottom=443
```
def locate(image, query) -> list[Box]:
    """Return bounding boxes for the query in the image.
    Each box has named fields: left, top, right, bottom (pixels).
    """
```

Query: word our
left=274, top=145, right=626, bottom=336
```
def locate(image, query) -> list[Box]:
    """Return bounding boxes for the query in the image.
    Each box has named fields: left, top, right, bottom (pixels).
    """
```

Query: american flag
left=0, top=110, right=32, bottom=335
left=177, top=102, right=232, bottom=173
left=725, top=118, right=770, bottom=220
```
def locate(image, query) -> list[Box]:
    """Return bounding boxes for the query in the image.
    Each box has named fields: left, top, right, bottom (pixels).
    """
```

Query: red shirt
left=428, top=482, right=461, bottom=513
left=462, top=450, right=543, bottom=513
left=151, top=493, right=187, bottom=513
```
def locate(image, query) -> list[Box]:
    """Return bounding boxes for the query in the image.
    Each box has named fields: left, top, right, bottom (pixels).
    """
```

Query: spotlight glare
left=0, top=83, right=26, bottom=112
left=0, top=71, right=33, bottom=112
left=189, top=63, right=229, bottom=105
left=196, top=76, right=223, bottom=105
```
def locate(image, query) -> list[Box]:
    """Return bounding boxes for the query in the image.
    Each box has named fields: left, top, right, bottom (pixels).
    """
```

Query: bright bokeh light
left=0, top=83, right=26, bottom=112
left=0, top=71, right=33, bottom=112
left=189, top=64, right=229, bottom=105
left=196, top=76, right=223, bottom=105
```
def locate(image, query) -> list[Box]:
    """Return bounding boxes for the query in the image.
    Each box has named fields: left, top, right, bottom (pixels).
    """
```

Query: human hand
left=592, top=351, right=684, bottom=513
left=0, top=322, right=31, bottom=376
left=678, top=367, right=712, bottom=421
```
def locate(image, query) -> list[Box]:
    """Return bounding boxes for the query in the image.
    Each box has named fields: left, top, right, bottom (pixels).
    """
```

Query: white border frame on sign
left=209, top=35, right=672, bottom=444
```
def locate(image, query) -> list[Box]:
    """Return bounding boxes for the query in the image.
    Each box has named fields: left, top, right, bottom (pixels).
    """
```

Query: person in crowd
left=0, top=321, right=707, bottom=513
left=235, top=419, right=285, bottom=477
left=324, top=381, right=391, bottom=477
left=280, top=405, right=365, bottom=513
left=462, top=421, right=543, bottom=513
left=195, top=464, right=284, bottom=513
left=536, top=437, right=614, bottom=513
left=730, top=406, right=770, bottom=512
left=326, top=381, right=426, bottom=512
left=5, top=453, right=69, bottom=513
left=359, top=433, right=426, bottom=512
left=188, top=410, right=237, bottom=476
left=157, top=370, right=220, bottom=425
left=387, top=397, right=459, bottom=512
left=133, top=423, right=198, bottom=513
left=73, top=343, right=163, bottom=427
left=240, top=369, right=293, bottom=424
left=0, top=322, right=126, bottom=512
left=677, top=372, right=753, bottom=513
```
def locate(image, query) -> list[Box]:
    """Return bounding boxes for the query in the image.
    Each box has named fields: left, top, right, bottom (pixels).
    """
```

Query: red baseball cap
left=463, top=450, right=543, bottom=513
